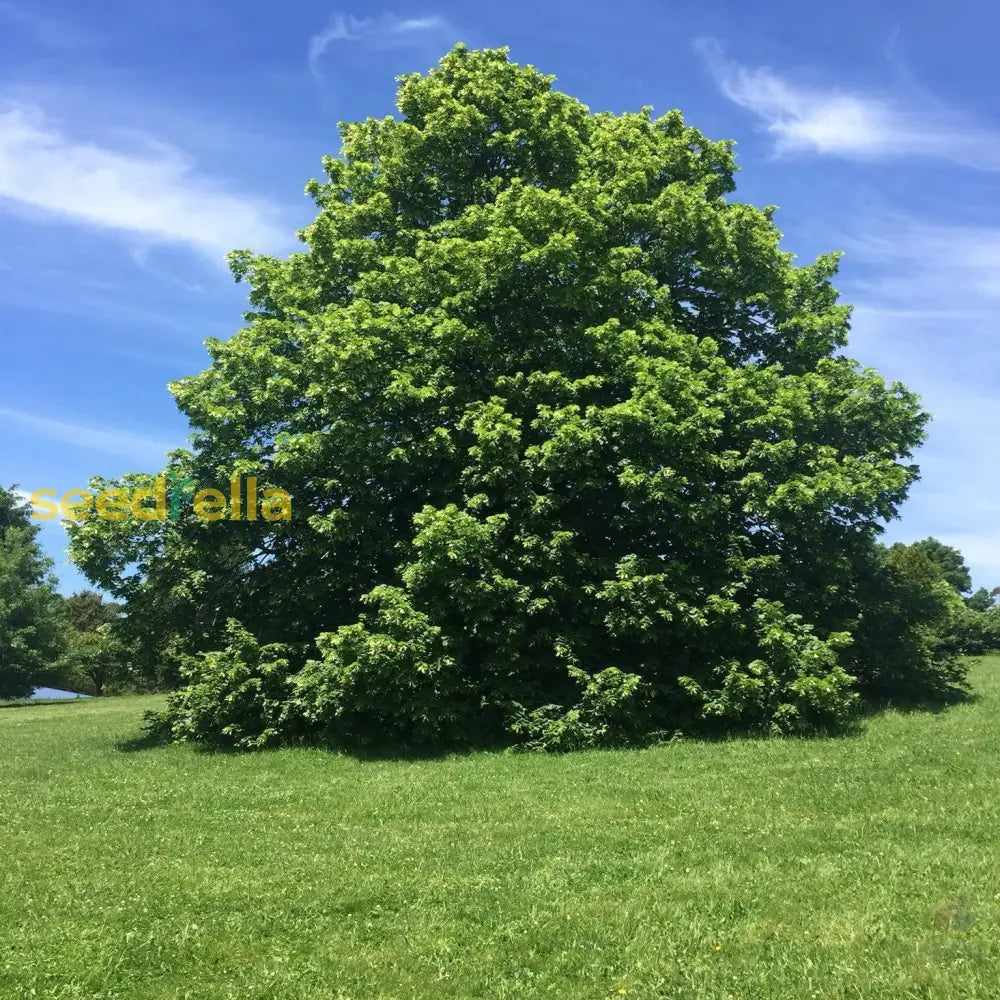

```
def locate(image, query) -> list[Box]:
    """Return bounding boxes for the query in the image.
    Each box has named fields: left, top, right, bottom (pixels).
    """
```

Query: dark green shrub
left=678, top=600, right=858, bottom=736
left=291, top=586, right=474, bottom=751
left=153, top=621, right=299, bottom=749
left=847, top=545, right=967, bottom=703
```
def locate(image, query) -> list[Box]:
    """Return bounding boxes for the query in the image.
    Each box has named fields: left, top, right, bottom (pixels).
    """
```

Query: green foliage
left=679, top=601, right=858, bottom=735
left=507, top=665, right=649, bottom=752
left=58, top=622, right=134, bottom=697
left=154, top=620, right=298, bottom=749
left=891, top=537, right=972, bottom=595
left=848, top=544, right=967, bottom=703
left=876, top=543, right=1000, bottom=659
left=63, top=589, right=121, bottom=632
left=945, top=603, right=1000, bottom=656
left=965, top=586, right=995, bottom=613
left=292, top=585, right=468, bottom=750
left=70, top=47, right=937, bottom=747
left=0, top=486, right=65, bottom=699
left=49, top=591, right=133, bottom=697
left=876, top=543, right=1000, bottom=660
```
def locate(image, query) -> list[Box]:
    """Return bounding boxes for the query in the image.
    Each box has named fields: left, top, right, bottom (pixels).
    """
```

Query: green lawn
left=3, top=662, right=1000, bottom=999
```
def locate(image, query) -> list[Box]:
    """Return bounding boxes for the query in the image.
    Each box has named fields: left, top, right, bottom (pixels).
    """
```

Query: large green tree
left=0, top=486, right=65, bottom=699
left=71, top=46, right=937, bottom=748
left=58, top=624, right=132, bottom=697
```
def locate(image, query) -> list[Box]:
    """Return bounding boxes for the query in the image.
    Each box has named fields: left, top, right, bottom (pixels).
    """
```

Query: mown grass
left=3, top=660, right=1000, bottom=999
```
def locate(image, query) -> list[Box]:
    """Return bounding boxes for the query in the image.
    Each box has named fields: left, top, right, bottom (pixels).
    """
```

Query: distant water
left=31, top=687, right=91, bottom=700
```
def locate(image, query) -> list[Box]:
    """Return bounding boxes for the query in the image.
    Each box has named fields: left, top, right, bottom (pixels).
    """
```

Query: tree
left=59, top=623, right=132, bottom=697
left=64, top=590, right=121, bottom=632
left=848, top=543, right=966, bottom=701
left=54, top=591, right=128, bottom=696
left=0, top=486, right=65, bottom=699
left=965, top=587, right=995, bottom=613
left=892, top=538, right=972, bottom=595
left=71, top=46, right=936, bottom=749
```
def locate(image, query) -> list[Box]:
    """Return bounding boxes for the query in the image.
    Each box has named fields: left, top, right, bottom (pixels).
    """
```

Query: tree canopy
left=892, top=538, right=972, bottom=595
left=63, top=590, right=121, bottom=633
left=0, top=486, right=65, bottom=699
left=70, top=46, right=953, bottom=749
left=52, top=591, right=129, bottom=697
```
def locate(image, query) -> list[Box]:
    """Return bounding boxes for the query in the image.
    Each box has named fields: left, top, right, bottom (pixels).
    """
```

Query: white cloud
left=0, top=407, right=175, bottom=462
left=0, top=103, right=287, bottom=259
left=309, top=12, right=453, bottom=77
left=836, top=217, right=1000, bottom=586
left=697, top=39, right=1000, bottom=169
left=845, top=218, right=1000, bottom=306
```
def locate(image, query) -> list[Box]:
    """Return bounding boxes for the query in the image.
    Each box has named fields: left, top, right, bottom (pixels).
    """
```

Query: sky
left=2, top=0, right=999, bottom=593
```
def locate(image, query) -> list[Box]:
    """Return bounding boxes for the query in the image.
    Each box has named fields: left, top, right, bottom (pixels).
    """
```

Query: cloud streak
left=0, top=407, right=175, bottom=462
left=0, top=103, right=287, bottom=260
left=836, top=215, right=1000, bottom=585
left=843, top=216, right=1000, bottom=321
left=698, top=39, right=1000, bottom=170
left=309, top=12, right=454, bottom=77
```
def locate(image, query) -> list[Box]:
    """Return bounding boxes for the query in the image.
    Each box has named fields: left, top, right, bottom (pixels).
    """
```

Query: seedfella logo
left=28, top=473, right=291, bottom=522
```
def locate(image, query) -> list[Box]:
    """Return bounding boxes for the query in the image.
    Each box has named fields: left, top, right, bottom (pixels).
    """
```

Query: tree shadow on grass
left=0, top=699, right=89, bottom=710
left=857, top=685, right=979, bottom=720
left=113, top=729, right=472, bottom=760
left=111, top=714, right=477, bottom=760
left=111, top=684, right=980, bottom=759
left=114, top=728, right=172, bottom=753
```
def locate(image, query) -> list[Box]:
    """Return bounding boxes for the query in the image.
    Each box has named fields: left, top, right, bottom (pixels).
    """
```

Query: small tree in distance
left=56, top=591, right=130, bottom=696
left=0, top=486, right=65, bottom=699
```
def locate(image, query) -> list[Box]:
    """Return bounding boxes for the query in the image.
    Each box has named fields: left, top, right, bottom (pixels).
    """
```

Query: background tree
left=847, top=543, right=966, bottom=701
left=64, top=590, right=121, bottom=632
left=891, top=538, right=973, bottom=595
left=880, top=540, right=1000, bottom=656
left=71, top=46, right=941, bottom=749
left=0, top=486, right=65, bottom=699
left=58, top=624, right=132, bottom=697
left=965, top=587, right=995, bottom=613
left=54, top=591, right=129, bottom=696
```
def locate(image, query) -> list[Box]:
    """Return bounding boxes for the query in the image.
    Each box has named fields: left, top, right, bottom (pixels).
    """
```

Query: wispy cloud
left=844, top=216, right=1000, bottom=320
left=0, top=1, right=98, bottom=49
left=0, top=103, right=288, bottom=260
left=309, top=11, right=454, bottom=78
left=697, top=39, right=1000, bottom=169
left=0, top=406, right=175, bottom=461
left=837, top=215, right=1000, bottom=584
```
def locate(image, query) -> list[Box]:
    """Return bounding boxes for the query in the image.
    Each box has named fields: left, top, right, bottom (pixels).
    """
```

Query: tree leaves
left=67, top=47, right=942, bottom=747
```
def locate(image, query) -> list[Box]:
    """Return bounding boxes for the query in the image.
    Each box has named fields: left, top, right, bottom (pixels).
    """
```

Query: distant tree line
left=1, top=485, right=137, bottom=699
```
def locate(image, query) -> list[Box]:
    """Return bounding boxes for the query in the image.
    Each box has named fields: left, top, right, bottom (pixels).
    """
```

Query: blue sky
left=2, top=0, right=999, bottom=593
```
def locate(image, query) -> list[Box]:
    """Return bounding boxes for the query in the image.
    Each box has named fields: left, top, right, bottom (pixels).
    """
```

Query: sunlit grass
left=3, top=659, right=999, bottom=998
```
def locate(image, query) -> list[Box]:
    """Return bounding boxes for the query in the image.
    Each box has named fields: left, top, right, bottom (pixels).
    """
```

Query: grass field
left=3, top=661, right=1000, bottom=1000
